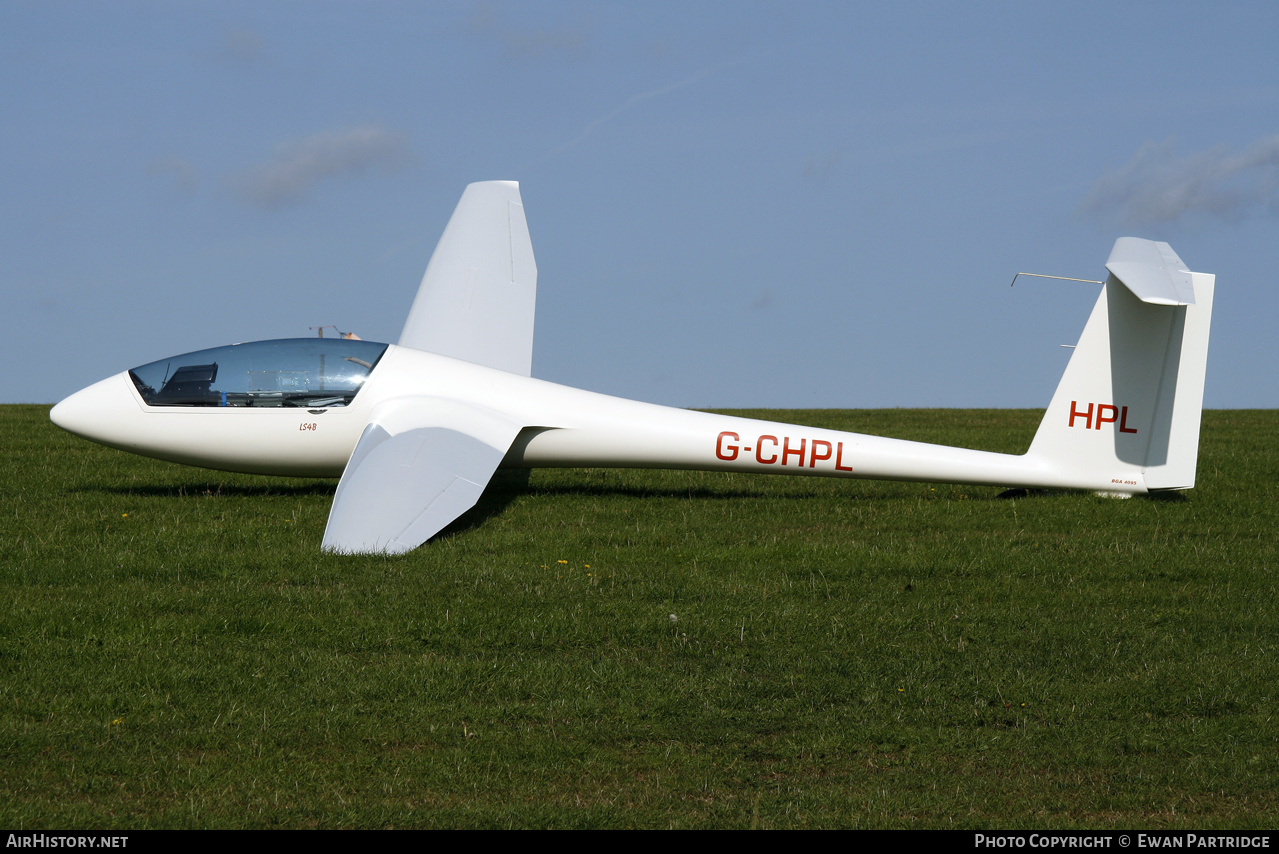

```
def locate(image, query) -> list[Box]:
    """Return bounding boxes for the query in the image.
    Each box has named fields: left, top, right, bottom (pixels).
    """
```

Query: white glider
left=51, top=182, right=1215, bottom=554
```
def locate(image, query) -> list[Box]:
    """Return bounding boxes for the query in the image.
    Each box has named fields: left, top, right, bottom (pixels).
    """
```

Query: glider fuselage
left=52, top=341, right=1144, bottom=493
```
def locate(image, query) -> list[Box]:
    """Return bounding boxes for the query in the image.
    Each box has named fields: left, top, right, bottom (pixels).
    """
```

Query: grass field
left=2, top=405, right=1277, bottom=829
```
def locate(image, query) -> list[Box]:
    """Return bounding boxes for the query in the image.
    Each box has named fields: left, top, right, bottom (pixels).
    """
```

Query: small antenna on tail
left=1009, top=273, right=1104, bottom=287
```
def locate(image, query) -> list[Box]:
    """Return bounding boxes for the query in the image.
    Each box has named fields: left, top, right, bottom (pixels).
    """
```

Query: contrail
left=512, top=57, right=750, bottom=174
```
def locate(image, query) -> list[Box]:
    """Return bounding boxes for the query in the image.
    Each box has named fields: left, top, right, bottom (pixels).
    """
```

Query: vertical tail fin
left=1027, top=238, right=1214, bottom=492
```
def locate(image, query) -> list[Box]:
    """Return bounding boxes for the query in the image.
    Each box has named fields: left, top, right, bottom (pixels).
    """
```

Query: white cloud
left=1082, top=135, right=1279, bottom=227
left=233, top=125, right=411, bottom=209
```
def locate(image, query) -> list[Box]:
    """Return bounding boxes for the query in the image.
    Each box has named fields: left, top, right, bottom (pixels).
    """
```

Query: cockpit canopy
left=128, top=338, right=389, bottom=407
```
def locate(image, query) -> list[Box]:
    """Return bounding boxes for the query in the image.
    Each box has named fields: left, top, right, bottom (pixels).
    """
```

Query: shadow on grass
left=997, top=486, right=1188, bottom=503
left=76, top=469, right=1159, bottom=547
left=436, top=469, right=532, bottom=540
left=1144, top=490, right=1190, bottom=503
left=73, top=481, right=338, bottom=499
left=71, top=470, right=812, bottom=547
left=436, top=471, right=783, bottom=541
left=526, top=483, right=775, bottom=501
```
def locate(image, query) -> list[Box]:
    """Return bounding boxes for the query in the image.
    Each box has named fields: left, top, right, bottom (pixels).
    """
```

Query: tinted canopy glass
left=129, top=338, right=389, bottom=407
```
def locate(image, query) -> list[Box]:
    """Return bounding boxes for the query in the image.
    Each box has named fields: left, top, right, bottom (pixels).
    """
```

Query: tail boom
left=507, top=238, right=1214, bottom=497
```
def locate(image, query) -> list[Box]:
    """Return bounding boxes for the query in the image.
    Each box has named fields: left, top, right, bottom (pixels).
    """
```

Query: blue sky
left=5, top=1, right=1277, bottom=409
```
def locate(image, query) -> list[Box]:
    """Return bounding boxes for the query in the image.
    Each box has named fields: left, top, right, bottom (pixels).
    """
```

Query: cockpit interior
left=127, top=338, right=389, bottom=407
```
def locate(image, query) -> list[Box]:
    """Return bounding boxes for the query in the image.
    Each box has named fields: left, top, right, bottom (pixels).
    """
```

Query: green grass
left=2, top=405, right=1277, bottom=828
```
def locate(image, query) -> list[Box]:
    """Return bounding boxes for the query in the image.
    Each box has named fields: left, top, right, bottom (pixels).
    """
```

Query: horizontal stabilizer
left=1105, top=237, right=1195, bottom=305
left=322, top=397, right=524, bottom=554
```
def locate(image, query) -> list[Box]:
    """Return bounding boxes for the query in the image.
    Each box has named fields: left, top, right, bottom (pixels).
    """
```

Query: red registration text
left=1068, top=401, right=1138, bottom=433
left=715, top=431, right=853, bottom=472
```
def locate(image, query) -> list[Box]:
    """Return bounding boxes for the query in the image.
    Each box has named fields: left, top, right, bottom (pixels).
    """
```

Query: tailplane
left=1026, top=238, right=1214, bottom=492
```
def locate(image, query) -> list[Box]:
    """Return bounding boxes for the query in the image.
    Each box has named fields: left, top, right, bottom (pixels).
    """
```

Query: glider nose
left=50, top=373, right=141, bottom=448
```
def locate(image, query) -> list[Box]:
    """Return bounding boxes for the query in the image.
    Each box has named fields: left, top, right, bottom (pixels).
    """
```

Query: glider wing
left=398, top=181, right=537, bottom=375
left=322, top=396, right=525, bottom=554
